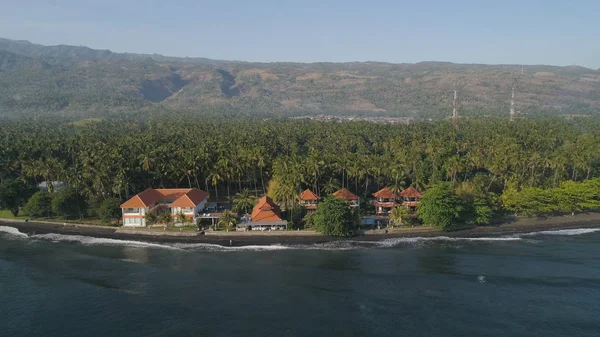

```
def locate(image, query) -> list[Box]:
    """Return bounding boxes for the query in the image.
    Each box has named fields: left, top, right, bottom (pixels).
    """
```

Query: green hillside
left=1, top=38, right=599, bottom=119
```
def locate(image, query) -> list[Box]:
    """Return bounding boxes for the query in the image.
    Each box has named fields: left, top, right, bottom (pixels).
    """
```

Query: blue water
left=2, top=226, right=600, bottom=337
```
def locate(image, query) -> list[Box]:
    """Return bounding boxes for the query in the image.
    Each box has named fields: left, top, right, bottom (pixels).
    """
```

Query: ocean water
left=2, top=226, right=600, bottom=337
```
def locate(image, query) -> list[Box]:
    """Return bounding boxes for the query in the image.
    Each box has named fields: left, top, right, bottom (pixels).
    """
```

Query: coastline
left=2, top=212, right=600, bottom=247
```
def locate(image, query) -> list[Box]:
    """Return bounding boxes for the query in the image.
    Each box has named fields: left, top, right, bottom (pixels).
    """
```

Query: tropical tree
left=232, top=189, right=256, bottom=215
left=418, top=182, right=464, bottom=231
left=144, top=211, right=158, bottom=226
left=0, top=179, right=38, bottom=216
left=217, top=210, right=237, bottom=231
left=389, top=206, right=411, bottom=227
left=176, top=211, right=187, bottom=225
left=158, top=211, right=172, bottom=226
left=312, top=196, right=355, bottom=237
left=97, top=198, right=121, bottom=224
left=23, top=191, right=53, bottom=218
left=51, top=187, right=86, bottom=220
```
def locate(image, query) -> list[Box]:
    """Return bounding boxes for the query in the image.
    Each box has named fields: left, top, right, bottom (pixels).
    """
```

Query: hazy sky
left=2, top=0, right=599, bottom=68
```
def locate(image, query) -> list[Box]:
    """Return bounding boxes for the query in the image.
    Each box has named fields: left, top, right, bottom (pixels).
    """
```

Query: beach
left=2, top=212, right=600, bottom=246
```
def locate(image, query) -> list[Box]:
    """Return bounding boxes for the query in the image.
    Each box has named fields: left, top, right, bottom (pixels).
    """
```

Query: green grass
left=0, top=210, right=28, bottom=219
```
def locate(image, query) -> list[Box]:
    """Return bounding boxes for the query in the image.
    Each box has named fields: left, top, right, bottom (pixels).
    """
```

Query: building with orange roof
left=398, top=187, right=423, bottom=210
left=332, top=188, right=360, bottom=207
left=298, top=189, right=320, bottom=211
left=241, top=196, right=287, bottom=230
left=372, top=187, right=397, bottom=215
left=120, top=188, right=209, bottom=227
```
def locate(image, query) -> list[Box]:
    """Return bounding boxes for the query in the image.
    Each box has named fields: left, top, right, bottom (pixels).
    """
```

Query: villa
left=372, top=187, right=397, bottom=216
left=120, top=188, right=209, bottom=227
left=371, top=186, right=423, bottom=215
left=398, top=187, right=423, bottom=211
left=298, top=189, right=320, bottom=211
left=333, top=188, right=360, bottom=207
left=238, top=196, right=287, bottom=231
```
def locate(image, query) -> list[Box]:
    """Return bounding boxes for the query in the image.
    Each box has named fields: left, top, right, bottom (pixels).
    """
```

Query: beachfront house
left=120, top=188, right=209, bottom=227
left=298, top=189, right=320, bottom=211
left=333, top=188, right=360, bottom=207
left=398, top=187, right=423, bottom=211
left=372, top=187, right=397, bottom=216
left=238, top=196, right=287, bottom=231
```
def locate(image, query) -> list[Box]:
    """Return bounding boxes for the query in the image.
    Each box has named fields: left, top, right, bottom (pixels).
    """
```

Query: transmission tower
left=452, top=83, right=458, bottom=126
left=509, top=86, right=516, bottom=122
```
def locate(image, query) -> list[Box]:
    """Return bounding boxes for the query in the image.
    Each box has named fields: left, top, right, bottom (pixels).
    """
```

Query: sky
left=1, top=0, right=599, bottom=68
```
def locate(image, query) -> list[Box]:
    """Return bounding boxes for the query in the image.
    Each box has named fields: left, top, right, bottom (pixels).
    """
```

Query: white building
left=120, top=188, right=209, bottom=227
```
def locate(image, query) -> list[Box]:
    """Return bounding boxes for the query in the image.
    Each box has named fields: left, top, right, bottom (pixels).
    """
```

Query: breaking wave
left=2, top=225, right=600, bottom=251
left=521, top=228, right=600, bottom=237
left=30, top=233, right=182, bottom=250
left=0, top=226, right=29, bottom=238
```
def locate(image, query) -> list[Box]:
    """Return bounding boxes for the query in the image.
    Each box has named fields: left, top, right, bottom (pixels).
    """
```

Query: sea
left=1, top=226, right=600, bottom=337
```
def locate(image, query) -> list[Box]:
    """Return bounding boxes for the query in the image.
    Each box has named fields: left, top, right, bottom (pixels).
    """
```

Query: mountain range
left=1, top=37, right=599, bottom=119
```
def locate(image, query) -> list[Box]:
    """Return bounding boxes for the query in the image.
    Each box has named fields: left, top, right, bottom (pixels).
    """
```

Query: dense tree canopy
left=23, top=191, right=53, bottom=218
left=2, top=116, right=600, bottom=226
left=312, top=196, right=355, bottom=236
left=418, top=183, right=465, bottom=230
left=0, top=179, right=37, bottom=216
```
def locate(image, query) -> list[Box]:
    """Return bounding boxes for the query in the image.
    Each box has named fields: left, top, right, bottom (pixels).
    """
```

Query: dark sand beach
left=3, top=212, right=600, bottom=246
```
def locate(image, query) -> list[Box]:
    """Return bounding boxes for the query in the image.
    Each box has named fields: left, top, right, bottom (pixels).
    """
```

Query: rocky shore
left=2, top=212, right=600, bottom=247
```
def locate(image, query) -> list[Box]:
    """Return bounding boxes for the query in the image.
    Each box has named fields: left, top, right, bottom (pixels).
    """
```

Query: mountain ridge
left=1, top=37, right=599, bottom=119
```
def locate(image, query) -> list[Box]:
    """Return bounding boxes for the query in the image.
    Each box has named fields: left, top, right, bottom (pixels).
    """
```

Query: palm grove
left=1, top=115, right=600, bottom=231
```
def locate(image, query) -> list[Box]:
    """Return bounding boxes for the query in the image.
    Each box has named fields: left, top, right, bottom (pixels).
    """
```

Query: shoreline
left=2, top=212, right=600, bottom=246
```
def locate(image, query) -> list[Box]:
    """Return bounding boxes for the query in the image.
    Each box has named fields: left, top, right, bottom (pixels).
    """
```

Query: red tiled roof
left=121, top=188, right=209, bottom=208
left=251, top=196, right=282, bottom=222
left=399, top=187, right=423, bottom=198
left=373, top=187, right=396, bottom=199
left=121, top=188, right=162, bottom=208
left=170, top=188, right=210, bottom=207
left=333, top=188, right=359, bottom=200
left=298, top=189, right=320, bottom=201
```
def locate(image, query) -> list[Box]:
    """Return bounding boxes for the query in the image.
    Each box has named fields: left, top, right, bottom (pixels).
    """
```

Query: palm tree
left=158, top=211, right=172, bottom=227
left=322, top=178, right=340, bottom=195
left=232, top=189, right=256, bottom=215
left=217, top=210, right=237, bottom=231
left=144, top=210, right=157, bottom=226
left=389, top=206, right=411, bottom=227
left=177, top=211, right=187, bottom=225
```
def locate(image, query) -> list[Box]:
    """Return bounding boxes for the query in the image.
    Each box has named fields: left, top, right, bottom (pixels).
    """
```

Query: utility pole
left=509, top=85, right=516, bottom=122
left=452, top=83, right=458, bottom=126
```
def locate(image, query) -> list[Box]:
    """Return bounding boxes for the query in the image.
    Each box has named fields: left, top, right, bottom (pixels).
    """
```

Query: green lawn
left=0, top=210, right=28, bottom=219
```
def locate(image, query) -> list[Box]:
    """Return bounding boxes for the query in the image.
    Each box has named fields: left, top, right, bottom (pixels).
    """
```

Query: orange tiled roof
left=170, top=188, right=210, bottom=207
left=121, top=188, right=209, bottom=208
left=399, top=187, right=423, bottom=198
left=333, top=188, right=358, bottom=201
left=298, top=189, right=320, bottom=201
left=121, top=188, right=162, bottom=208
left=373, top=187, right=396, bottom=199
left=251, top=196, right=282, bottom=222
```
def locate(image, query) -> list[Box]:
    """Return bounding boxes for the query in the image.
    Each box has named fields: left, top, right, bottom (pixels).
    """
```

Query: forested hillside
left=1, top=38, right=599, bottom=119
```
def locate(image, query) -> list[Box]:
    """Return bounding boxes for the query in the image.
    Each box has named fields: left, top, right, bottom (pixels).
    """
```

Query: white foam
left=0, top=226, right=28, bottom=238
left=372, top=236, right=522, bottom=248
left=521, top=228, right=600, bottom=237
left=172, top=242, right=291, bottom=252
left=30, top=233, right=181, bottom=250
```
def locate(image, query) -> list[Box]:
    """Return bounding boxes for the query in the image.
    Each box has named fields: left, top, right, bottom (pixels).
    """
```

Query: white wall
left=122, top=217, right=145, bottom=227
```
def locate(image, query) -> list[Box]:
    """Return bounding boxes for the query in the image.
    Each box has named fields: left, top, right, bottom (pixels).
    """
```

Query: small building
left=398, top=187, right=423, bottom=210
left=37, top=181, right=67, bottom=192
left=372, top=187, right=397, bottom=216
left=240, top=196, right=287, bottom=231
left=333, top=188, right=360, bottom=207
left=298, top=189, right=320, bottom=211
left=120, top=188, right=209, bottom=227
